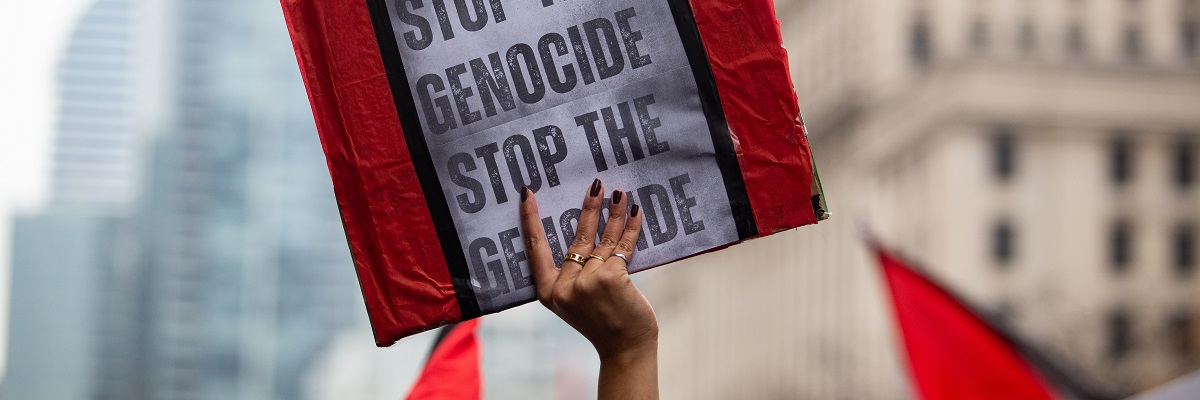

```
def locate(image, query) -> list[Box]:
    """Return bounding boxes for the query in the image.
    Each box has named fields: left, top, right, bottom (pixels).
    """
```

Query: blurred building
left=6, top=0, right=365, bottom=399
left=95, top=0, right=364, bottom=399
left=647, top=0, right=1200, bottom=398
left=1, top=0, right=139, bottom=398
left=1, top=215, right=118, bottom=400
left=45, top=0, right=141, bottom=213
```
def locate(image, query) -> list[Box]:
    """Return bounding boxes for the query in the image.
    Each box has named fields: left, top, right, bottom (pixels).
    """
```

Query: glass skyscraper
left=4, top=0, right=360, bottom=399
left=104, top=0, right=360, bottom=399
left=1, top=0, right=137, bottom=398
left=49, top=0, right=140, bottom=212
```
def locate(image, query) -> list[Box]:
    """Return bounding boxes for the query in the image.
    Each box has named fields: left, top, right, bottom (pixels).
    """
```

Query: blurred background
left=1, top=0, right=1198, bottom=399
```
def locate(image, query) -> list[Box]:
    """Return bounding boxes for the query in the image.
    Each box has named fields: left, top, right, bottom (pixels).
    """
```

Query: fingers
left=583, top=202, right=642, bottom=298
left=561, top=179, right=604, bottom=283
left=611, top=204, right=643, bottom=270
left=585, top=189, right=629, bottom=271
left=519, top=187, right=557, bottom=299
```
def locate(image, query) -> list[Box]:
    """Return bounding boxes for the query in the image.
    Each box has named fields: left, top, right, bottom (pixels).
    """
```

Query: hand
left=519, top=179, right=659, bottom=399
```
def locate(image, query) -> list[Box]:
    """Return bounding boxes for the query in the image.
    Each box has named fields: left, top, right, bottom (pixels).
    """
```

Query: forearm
left=597, top=339, right=659, bottom=400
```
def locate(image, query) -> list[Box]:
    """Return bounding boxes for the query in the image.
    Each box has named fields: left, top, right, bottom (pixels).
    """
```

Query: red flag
left=406, top=319, right=482, bottom=400
left=875, top=246, right=1056, bottom=400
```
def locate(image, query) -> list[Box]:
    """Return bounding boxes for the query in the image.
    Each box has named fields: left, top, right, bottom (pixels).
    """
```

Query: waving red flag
left=875, top=246, right=1056, bottom=400
left=406, top=319, right=482, bottom=400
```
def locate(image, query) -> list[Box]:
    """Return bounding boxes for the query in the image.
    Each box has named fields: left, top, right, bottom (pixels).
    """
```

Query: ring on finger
left=564, top=253, right=588, bottom=266
left=611, top=253, right=629, bottom=264
left=587, top=254, right=606, bottom=263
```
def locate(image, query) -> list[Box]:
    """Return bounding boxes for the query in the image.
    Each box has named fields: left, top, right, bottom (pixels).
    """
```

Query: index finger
left=567, top=178, right=605, bottom=257
left=519, top=187, right=557, bottom=298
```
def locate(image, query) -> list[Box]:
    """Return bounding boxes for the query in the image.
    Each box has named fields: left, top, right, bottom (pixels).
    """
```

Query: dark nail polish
left=589, top=179, right=602, bottom=197
left=631, top=204, right=641, bottom=217
left=612, top=190, right=623, bottom=204
left=521, top=186, right=530, bottom=202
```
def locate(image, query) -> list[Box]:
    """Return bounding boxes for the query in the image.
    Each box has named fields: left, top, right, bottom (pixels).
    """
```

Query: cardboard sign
left=281, top=0, right=827, bottom=346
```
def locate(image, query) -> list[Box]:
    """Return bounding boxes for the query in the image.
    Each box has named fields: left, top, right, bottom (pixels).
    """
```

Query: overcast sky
left=0, top=0, right=93, bottom=379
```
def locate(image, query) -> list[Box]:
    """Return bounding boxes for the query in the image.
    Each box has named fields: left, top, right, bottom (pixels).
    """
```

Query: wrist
left=598, top=337, right=658, bottom=366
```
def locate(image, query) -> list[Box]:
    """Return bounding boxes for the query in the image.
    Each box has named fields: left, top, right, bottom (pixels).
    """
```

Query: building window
left=1184, top=0, right=1200, bottom=61
left=1067, top=23, right=1088, bottom=58
left=1177, top=138, right=1196, bottom=189
left=1018, top=20, right=1038, bottom=55
left=993, top=220, right=1016, bottom=267
left=992, top=128, right=1017, bottom=180
left=1185, top=21, right=1199, bottom=60
left=1111, top=136, right=1135, bottom=186
left=1109, top=309, right=1133, bottom=358
left=1111, top=220, right=1134, bottom=273
left=1177, top=224, right=1197, bottom=275
left=1124, top=25, right=1145, bottom=62
left=911, top=15, right=933, bottom=66
left=1170, top=311, right=1198, bottom=357
left=970, top=18, right=990, bottom=52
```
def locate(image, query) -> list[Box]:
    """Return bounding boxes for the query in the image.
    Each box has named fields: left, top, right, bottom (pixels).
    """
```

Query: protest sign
left=282, top=0, right=827, bottom=346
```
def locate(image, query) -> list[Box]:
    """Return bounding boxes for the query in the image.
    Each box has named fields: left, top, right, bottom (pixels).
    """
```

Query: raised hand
left=518, top=179, right=659, bottom=400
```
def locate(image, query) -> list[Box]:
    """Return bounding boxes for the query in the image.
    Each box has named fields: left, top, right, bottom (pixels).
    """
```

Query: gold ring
left=588, top=254, right=606, bottom=263
left=563, top=253, right=588, bottom=266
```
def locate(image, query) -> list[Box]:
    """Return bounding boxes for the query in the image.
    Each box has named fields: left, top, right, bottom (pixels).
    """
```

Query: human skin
left=518, top=179, right=659, bottom=400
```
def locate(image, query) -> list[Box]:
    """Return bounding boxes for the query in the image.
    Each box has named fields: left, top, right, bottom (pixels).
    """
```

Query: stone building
left=646, top=0, right=1200, bottom=398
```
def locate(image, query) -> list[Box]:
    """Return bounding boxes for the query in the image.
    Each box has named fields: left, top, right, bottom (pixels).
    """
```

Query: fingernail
left=612, top=190, right=623, bottom=204
left=631, top=204, right=641, bottom=217
left=589, top=179, right=602, bottom=197
left=521, top=186, right=530, bottom=203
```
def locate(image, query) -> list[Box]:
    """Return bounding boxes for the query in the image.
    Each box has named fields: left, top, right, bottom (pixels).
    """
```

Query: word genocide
left=468, top=172, right=707, bottom=296
left=399, top=4, right=655, bottom=135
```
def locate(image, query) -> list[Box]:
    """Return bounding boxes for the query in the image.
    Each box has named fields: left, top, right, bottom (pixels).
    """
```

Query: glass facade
left=49, top=0, right=139, bottom=212
left=1, top=1, right=137, bottom=398
left=109, top=0, right=361, bottom=399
